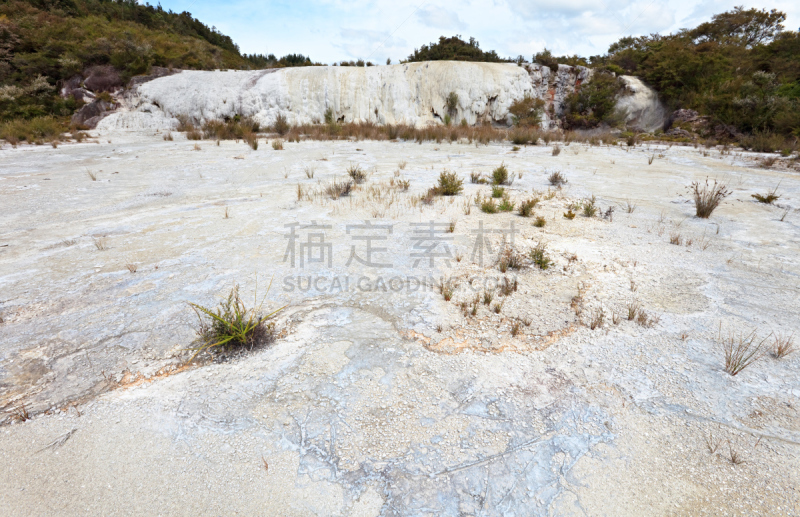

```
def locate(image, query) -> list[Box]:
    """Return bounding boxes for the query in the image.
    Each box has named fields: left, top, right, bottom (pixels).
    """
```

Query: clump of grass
left=273, top=113, right=290, bottom=136
left=271, top=139, right=284, bottom=150
left=751, top=185, right=780, bottom=204
left=720, top=326, right=769, bottom=376
left=188, top=282, right=284, bottom=362
left=622, top=199, right=637, bottom=213
left=689, top=178, right=731, bottom=218
left=670, top=232, right=683, bottom=245
left=304, top=165, right=315, bottom=179
left=548, top=171, right=567, bottom=187
left=470, top=171, right=485, bottom=184
left=530, top=241, right=551, bottom=270
left=438, top=278, right=456, bottom=301
left=163, top=132, right=173, bottom=141
left=563, top=210, right=576, bottom=220
left=93, top=237, right=108, bottom=250
left=636, top=309, right=659, bottom=327
left=325, top=180, right=353, bottom=200
left=6, top=116, right=65, bottom=145
left=10, top=404, right=30, bottom=422
left=533, top=216, right=546, bottom=227
left=771, top=333, right=794, bottom=359
left=626, top=299, right=640, bottom=321
left=551, top=145, right=561, bottom=156
left=491, top=185, right=505, bottom=198
left=499, top=276, right=517, bottom=296
left=246, top=134, right=258, bottom=150
left=347, top=164, right=367, bottom=184
left=437, top=170, right=464, bottom=195
left=588, top=307, right=605, bottom=330
left=483, top=291, right=493, bottom=306
left=492, top=303, right=503, bottom=314
left=511, top=320, right=521, bottom=336
left=481, top=198, right=498, bottom=213
left=398, top=161, right=407, bottom=170
left=518, top=198, right=538, bottom=217
left=492, top=163, right=510, bottom=185
left=498, top=246, right=523, bottom=272
left=581, top=196, right=597, bottom=217
left=498, top=196, right=515, bottom=212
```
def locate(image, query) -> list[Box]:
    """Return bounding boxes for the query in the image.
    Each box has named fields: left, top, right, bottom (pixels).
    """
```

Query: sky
left=157, top=0, right=800, bottom=64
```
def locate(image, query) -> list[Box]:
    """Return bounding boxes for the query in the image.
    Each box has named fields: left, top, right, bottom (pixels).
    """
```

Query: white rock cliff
left=99, top=61, right=664, bottom=131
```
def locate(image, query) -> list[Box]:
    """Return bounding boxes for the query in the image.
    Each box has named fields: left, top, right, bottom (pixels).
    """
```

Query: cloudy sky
left=158, top=0, right=799, bottom=63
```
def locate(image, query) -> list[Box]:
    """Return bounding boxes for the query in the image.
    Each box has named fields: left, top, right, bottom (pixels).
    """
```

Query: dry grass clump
left=499, top=276, right=517, bottom=296
left=587, top=307, right=605, bottom=330
left=689, top=178, right=731, bottom=218
left=551, top=145, right=561, bottom=156
left=563, top=209, right=576, bottom=220
left=438, top=278, right=456, bottom=301
left=347, top=164, right=368, bottom=184
left=720, top=326, right=769, bottom=376
left=534, top=216, right=546, bottom=227
left=188, top=283, right=284, bottom=362
left=498, top=246, right=524, bottom=272
left=271, top=139, right=284, bottom=150
left=325, top=179, right=353, bottom=200
left=772, top=333, right=795, bottom=359
left=751, top=185, right=780, bottom=204
left=272, top=113, right=290, bottom=136
left=517, top=198, right=538, bottom=217
left=202, top=117, right=260, bottom=141
left=548, top=171, right=567, bottom=187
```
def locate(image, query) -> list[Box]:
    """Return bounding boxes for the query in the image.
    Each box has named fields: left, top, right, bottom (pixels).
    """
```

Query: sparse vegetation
left=772, top=333, right=795, bottom=358
left=272, top=139, right=284, bottom=150
left=518, top=198, right=538, bottom=217
left=689, top=178, right=731, bottom=218
left=188, top=283, right=284, bottom=362
left=347, top=164, right=368, bottom=184
left=273, top=114, right=290, bottom=136
left=533, top=216, right=546, bottom=227
left=551, top=145, right=561, bottom=156
left=480, top=198, right=498, bottom=213
left=563, top=210, right=576, bottom=220
left=325, top=179, right=353, bottom=200
left=548, top=171, right=567, bottom=187
left=498, top=196, right=515, bottom=212
left=437, top=170, right=464, bottom=195
left=492, top=163, right=510, bottom=185
left=438, top=278, right=456, bottom=301
left=720, top=326, right=769, bottom=375
left=751, top=185, right=780, bottom=204
left=530, top=242, right=552, bottom=270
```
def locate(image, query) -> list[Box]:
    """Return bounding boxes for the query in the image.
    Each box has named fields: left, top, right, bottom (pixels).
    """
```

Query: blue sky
left=157, top=0, right=800, bottom=63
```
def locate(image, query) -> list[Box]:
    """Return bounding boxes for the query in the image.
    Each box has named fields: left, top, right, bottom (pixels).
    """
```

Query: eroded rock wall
left=99, top=61, right=663, bottom=131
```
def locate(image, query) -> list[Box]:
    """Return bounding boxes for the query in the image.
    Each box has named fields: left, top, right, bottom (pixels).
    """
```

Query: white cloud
left=415, top=6, right=467, bottom=30
left=166, top=0, right=800, bottom=63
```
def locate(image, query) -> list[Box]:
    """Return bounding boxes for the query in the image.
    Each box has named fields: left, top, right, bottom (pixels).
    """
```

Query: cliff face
left=99, top=62, right=663, bottom=131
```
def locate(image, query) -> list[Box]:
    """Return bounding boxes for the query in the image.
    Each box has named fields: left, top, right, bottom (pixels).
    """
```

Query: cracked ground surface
left=0, top=132, right=799, bottom=515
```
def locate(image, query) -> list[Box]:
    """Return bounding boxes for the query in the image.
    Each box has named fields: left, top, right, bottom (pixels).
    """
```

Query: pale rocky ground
left=0, top=130, right=799, bottom=515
